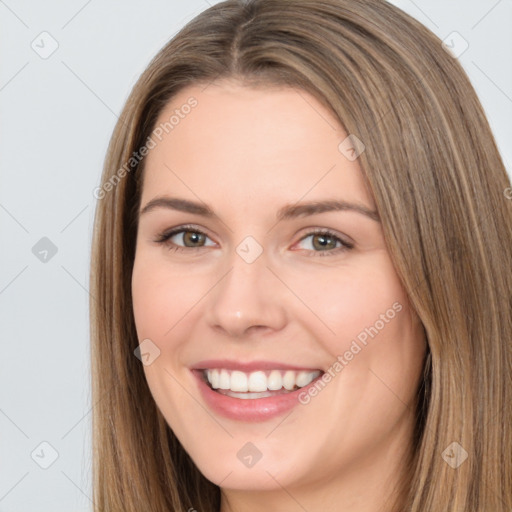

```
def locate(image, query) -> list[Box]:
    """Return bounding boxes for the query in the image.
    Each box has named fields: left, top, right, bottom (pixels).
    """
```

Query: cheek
left=288, top=253, right=425, bottom=400
left=131, top=256, right=203, bottom=422
left=131, top=255, right=206, bottom=341
left=287, top=252, right=408, bottom=347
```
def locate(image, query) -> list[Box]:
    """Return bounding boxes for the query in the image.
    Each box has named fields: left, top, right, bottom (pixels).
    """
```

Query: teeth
left=219, top=369, right=230, bottom=389
left=267, top=370, right=282, bottom=390
left=205, top=368, right=321, bottom=393
left=231, top=371, right=248, bottom=392
left=283, top=371, right=296, bottom=390
left=248, top=371, right=267, bottom=392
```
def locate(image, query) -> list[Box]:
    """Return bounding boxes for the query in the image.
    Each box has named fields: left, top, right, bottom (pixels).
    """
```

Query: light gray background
left=0, top=1, right=510, bottom=511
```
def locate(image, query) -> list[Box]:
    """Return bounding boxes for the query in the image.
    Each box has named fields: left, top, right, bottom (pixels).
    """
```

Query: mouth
left=190, top=361, right=327, bottom=421
left=199, top=368, right=324, bottom=400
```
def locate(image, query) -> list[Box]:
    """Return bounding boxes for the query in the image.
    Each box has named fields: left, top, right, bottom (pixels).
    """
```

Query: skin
left=131, top=80, right=427, bottom=512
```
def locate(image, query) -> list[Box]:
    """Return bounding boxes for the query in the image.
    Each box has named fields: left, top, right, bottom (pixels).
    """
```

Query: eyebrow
left=139, top=196, right=380, bottom=222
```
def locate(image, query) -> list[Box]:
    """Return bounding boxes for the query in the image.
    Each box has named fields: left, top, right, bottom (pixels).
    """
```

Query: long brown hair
left=89, top=0, right=512, bottom=510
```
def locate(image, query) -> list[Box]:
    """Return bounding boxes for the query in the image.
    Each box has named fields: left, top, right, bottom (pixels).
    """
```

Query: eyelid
left=154, top=223, right=217, bottom=246
left=294, top=226, right=354, bottom=247
left=155, top=224, right=354, bottom=255
left=290, top=228, right=354, bottom=256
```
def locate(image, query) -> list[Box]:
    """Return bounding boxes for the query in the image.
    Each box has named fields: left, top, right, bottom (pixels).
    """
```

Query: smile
left=190, top=360, right=326, bottom=421
left=203, top=368, right=322, bottom=398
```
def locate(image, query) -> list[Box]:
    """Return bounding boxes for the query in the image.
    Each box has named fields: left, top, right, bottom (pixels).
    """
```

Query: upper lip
left=190, top=359, right=324, bottom=372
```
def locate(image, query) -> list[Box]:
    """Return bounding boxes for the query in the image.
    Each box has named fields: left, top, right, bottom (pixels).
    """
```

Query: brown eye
left=156, top=226, right=216, bottom=251
left=180, top=231, right=207, bottom=247
left=311, top=233, right=339, bottom=251
left=295, top=230, right=353, bottom=256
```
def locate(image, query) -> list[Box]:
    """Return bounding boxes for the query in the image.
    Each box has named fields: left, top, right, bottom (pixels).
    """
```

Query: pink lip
left=190, top=368, right=324, bottom=422
left=190, top=359, right=322, bottom=372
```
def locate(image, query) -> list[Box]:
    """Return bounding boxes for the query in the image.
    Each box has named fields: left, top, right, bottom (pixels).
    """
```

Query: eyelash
left=154, top=224, right=354, bottom=257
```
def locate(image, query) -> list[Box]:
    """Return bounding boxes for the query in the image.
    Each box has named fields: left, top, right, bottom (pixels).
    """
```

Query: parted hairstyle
left=89, top=0, right=512, bottom=510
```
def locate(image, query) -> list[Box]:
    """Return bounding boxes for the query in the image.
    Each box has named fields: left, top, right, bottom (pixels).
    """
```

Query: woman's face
left=131, top=80, right=426, bottom=497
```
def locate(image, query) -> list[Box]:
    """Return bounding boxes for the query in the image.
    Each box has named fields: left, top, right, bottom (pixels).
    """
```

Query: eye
left=294, top=229, right=353, bottom=256
left=155, top=225, right=353, bottom=256
left=155, top=225, right=216, bottom=252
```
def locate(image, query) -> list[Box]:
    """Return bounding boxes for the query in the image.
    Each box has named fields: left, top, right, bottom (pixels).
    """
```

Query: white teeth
left=283, top=370, right=296, bottom=390
left=248, top=371, right=267, bottom=392
left=219, top=369, right=230, bottom=389
left=230, top=371, right=248, bottom=392
left=296, top=371, right=316, bottom=387
left=209, top=369, right=219, bottom=389
left=205, top=368, right=322, bottom=393
left=267, top=370, right=282, bottom=390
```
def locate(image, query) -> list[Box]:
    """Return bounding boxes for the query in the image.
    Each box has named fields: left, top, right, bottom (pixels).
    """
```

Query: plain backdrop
left=0, top=1, right=511, bottom=510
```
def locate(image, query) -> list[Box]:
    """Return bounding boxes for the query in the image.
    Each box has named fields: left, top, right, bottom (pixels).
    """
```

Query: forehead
left=140, top=81, right=374, bottom=211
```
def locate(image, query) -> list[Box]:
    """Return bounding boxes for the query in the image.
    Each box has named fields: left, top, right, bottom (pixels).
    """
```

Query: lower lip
left=191, top=370, right=322, bottom=422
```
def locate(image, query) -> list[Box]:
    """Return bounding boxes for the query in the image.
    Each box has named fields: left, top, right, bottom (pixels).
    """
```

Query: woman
left=89, top=0, right=512, bottom=510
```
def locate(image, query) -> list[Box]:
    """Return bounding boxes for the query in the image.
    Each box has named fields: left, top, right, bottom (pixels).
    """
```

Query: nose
left=204, top=246, right=288, bottom=339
